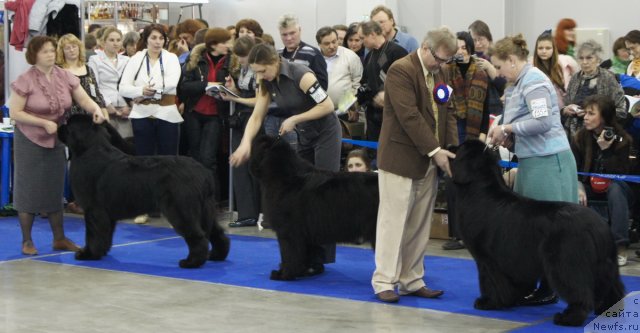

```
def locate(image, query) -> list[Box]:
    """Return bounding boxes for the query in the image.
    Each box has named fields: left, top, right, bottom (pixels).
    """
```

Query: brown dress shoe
left=376, top=290, right=400, bottom=303
left=52, top=238, right=80, bottom=252
left=407, top=287, right=444, bottom=298
left=22, top=241, right=38, bottom=255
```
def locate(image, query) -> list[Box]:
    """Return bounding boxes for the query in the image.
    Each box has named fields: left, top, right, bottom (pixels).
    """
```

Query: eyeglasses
left=578, top=55, right=596, bottom=62
left=430, top=47, right=453, bottom=64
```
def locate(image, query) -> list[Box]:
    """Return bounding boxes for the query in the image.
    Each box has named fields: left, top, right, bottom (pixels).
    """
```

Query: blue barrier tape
left=577, top=172, right=640, bottom=184
left=341, top=139, right=640, bottom=184
left=498, top=160, right=519, bottom=169
left=342, top=138, right=379, bottom=149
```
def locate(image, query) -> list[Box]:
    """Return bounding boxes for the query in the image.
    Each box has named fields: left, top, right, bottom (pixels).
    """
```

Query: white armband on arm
left=307, top=81, right=328, bottom=104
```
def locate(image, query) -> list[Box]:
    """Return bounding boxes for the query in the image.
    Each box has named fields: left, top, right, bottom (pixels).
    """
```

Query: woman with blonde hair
left=88, top=26, right=132, bottom=138
left=57, top=33, right=107, bottom=119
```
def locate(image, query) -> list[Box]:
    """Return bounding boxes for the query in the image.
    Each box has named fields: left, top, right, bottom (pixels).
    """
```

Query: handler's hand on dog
left=43, top=120, right=58, bottom=134
left=93, top=109, right=106, bottom=124
left=230, top=143, right=251, bottom=167
left=433, top=149, right=455, bottom=177
left=578, top=188, right=587, bottom=206
left=279, top=117, right=297, bottom=135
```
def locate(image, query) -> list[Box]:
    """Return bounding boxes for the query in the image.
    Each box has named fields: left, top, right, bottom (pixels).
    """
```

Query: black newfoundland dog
left=450, top=140, right=625, bottom=326
left=250, top=135, right=379, bottom=280
left=58, top=114, right=230, bottom=268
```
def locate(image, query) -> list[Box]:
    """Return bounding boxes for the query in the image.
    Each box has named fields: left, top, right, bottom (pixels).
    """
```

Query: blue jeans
left=264, top=114, right=298, bottom=151
left=131, top=118, right=180, bottom=156
left=587, top=180, right=632, bottom=246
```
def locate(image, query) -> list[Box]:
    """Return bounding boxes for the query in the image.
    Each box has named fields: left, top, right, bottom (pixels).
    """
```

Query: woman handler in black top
left=229, top=43, right=341, bottom=275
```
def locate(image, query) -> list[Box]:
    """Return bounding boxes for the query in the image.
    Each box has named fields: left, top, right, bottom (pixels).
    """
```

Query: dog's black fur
left=450, top=140, right=625, bottom=326
left=58, top=114, right=230, bottom=268
left=250, top=135, right=379, bottom=280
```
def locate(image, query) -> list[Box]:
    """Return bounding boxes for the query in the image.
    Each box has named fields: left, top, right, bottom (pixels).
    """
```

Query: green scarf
left=449, top=60, right=489, bottom=139
left=611, top=56, right=631, bottom=75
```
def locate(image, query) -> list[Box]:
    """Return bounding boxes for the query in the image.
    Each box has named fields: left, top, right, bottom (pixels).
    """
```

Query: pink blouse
left=11, top=66, right=79, bottom=148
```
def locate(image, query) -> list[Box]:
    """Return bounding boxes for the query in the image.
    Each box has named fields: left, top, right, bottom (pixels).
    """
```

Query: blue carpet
left=2, top=216, right=639, bottom=332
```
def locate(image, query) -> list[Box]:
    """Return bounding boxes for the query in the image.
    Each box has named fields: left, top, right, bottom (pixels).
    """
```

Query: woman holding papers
left=179, top=28, right=233, bottom=201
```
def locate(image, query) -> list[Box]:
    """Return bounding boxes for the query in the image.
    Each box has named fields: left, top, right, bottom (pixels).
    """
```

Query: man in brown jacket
left=372, top=27, right=459, bottom=303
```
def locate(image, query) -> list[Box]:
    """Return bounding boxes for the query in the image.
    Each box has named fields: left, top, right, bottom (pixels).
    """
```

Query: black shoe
left=518, top=289, right=559, bottom=306
left=303, top=263, right=325, bottom=277
left=228, top=218, right=258, bottom=228
left=442, top=239, right=465, bottom=250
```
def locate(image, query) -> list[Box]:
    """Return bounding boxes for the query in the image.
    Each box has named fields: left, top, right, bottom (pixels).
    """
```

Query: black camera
left=356, top=84, right=375, bottom=105
left=603, top=126, right=618, bottom=141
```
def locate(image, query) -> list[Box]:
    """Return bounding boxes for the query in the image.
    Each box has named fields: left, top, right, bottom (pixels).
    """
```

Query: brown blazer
left=377, top=51, right=458, bottom=179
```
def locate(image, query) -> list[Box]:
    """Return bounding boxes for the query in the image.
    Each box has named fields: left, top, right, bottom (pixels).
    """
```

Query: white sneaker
left=134, top=214, right=149, bottom=224
left=617, top=254, right=628, bottom=267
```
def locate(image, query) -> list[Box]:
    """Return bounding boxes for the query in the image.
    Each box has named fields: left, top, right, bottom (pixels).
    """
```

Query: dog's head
left=59, top=114, right=135, bottom=157
left=451, top=140, right=504, bottom=186
left=249, top=134, right=310, bottom=182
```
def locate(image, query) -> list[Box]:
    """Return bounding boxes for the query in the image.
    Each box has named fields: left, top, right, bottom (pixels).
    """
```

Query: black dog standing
left=250, top=135, right=379, bottom=280
left=450, top=140, right=625, bottom=327
left=58, top=114, right=230, bottom=268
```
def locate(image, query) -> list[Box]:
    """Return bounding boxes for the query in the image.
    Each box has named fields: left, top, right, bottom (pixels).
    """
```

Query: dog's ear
left=446, top=144, right=458, bottom=154
left=102, top=121, right=135, bottom=155
left=451, top=141, right=483, bottom=184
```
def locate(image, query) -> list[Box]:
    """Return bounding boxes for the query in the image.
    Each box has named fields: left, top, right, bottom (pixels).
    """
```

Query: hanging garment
left=5, top=0, right=36, bottom=51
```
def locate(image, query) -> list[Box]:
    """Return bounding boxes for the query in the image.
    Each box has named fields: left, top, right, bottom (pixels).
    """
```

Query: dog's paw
left=270, top=269, right=296, bottom=281
left=179, top=258, right=206, bottom=269
left=74, top=248, right=100, bottom=261
left=209, top=236, right=230, bottom=261
left=474, top=296, right=500, bottom=310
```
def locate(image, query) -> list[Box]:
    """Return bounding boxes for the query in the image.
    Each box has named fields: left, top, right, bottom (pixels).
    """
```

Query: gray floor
left=2, top=212, right=639, bottom=333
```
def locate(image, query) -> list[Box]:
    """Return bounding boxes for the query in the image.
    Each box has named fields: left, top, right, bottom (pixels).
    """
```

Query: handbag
left=590, top=176, right=611, bottom=193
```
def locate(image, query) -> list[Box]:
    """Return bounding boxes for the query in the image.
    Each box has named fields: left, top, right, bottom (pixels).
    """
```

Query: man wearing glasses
left=370, top=5, right=419, bottom=53
left=372, top=27, right=458, bottom=303
left=357, top=20, right=407, bottom=142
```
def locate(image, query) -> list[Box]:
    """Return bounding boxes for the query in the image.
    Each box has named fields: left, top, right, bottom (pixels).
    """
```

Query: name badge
left=530, top=98, right=549, bottom=118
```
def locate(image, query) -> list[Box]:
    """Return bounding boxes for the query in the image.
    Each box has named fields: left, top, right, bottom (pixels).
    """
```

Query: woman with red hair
left=555, top=18, right=577, bottom=58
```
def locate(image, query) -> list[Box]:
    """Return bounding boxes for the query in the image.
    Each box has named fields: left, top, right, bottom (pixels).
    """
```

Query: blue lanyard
left=145, top=51, right=165, bottom=90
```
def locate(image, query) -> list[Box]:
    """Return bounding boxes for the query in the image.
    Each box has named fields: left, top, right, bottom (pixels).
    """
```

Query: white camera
left=153, top=89, right=163, bottom=100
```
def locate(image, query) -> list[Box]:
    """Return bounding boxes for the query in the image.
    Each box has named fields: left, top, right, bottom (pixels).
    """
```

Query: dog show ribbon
left=433, top=83, right=451, bottom=104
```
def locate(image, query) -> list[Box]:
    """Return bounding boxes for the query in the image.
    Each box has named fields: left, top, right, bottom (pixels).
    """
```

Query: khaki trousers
left=372, top=162, right=438, bottom=294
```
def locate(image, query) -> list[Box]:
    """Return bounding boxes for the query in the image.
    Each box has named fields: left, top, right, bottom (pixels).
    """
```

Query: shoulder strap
left=117, top=55, right=144, bottom=90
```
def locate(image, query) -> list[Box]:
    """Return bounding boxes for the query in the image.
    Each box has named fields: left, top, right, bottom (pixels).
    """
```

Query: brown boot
left=52, top=238, right=80, bottom=252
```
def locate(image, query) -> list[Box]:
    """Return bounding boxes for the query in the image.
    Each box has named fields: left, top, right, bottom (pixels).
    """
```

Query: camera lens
left=603, top=128, right=615, bottom=141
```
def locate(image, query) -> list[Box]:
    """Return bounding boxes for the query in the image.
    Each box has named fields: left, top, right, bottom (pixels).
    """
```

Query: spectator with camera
left=562, top=40, right=626, bottom=138
left=571, top=94, right=632, bottom=266
left=441, top=31, right=491, bottom=251
left=358, top=20, right=407, bottom=142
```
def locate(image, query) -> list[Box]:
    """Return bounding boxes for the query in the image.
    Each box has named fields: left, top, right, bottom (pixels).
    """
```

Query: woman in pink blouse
left=8, top=36, right=106, bottom=255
